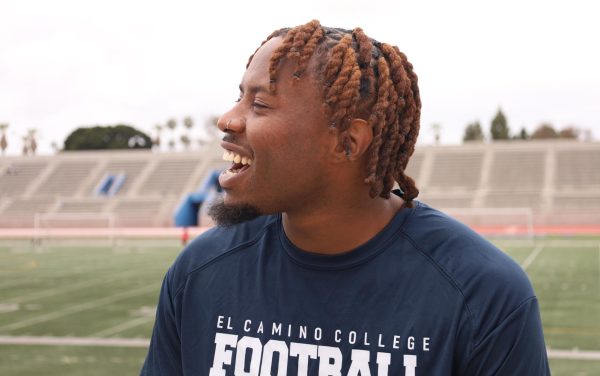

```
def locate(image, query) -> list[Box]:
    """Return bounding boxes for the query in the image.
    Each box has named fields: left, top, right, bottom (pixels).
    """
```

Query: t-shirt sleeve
left=140, top=271, right=182, bottom=375
left=459, top=297, right=550, bottom=375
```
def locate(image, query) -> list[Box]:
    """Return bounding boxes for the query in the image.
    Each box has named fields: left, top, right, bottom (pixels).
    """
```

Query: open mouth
left=222, top=150, right=253, bottom=176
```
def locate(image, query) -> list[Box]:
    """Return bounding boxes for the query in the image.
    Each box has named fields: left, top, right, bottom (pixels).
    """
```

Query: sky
left=1, top=0, right=599, bottom=155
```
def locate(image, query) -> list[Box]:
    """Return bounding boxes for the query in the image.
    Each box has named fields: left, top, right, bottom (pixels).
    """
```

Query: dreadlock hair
left=247, top=20, right=421, bottom=206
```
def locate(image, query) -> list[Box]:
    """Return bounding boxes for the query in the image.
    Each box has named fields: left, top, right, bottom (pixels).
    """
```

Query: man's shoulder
left=167, top=215, right=278, bottom=290
left=402, top=201, right=535, bottom=336
left=403, top=201, right=529, bottom=285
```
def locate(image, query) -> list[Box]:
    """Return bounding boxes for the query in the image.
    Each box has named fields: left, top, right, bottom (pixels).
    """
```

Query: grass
left=0, top=237, right=599, bottom=375
left=1, top=345, right=147, bottom=376
left=496, top=239, right=600, bottom=351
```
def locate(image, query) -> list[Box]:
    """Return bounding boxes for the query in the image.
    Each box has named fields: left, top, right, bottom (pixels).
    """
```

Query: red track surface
left=1, top=225, right=599, bottom=239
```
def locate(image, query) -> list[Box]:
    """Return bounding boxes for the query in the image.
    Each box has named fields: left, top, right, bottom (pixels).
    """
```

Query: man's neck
left=281, top=193, right=405, bottom=255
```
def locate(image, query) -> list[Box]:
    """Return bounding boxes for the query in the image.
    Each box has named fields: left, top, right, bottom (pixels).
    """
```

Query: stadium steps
left=1, top=160, right=49, bottom=198
left=427, top=150, right=484, bottom=191
left=0, top=197, right=56, bottom=227
left=472, top=145, right=495, bottom=208
left=33, top=160, right=99, bottom=197
left=123, top=157, right=158, bottom=197
left=556, top=148, right=600, bottom=189
left=1, top=140, right=599, bottom=227
left=137, top=158, right=200, bottom=198
left=77, top=159, right=110, bottom=197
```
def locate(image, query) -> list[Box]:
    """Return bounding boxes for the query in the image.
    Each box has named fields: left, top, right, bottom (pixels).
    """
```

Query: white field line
left=521, top=244, right=545, bottom=271
left=0, top=284, right=159, bottom=332
left=0, top=335, right=599, bottom=361
left=90, top=316, right=155, bottom=338
left=7, top=269, right=144, bottom=304
left=547, top=348, right=600, bottom=360
left=0, top=335, right=149, bottom=347
left=494, top=240, right=600, bottom=249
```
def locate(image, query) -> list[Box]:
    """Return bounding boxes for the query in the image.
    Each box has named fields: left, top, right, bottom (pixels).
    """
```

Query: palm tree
left=166, top=118, right=177, bottom=150
left=21, top=135, right=29, bottom=156
left=0, top=123, right=8, bottom=156
left=180, top=134, right=191, bottom=150
left=183, top=116, right=193, bottom=150
left=28, top=129, right=37, bottom=155
left=153, top=124, right=163, bottom=150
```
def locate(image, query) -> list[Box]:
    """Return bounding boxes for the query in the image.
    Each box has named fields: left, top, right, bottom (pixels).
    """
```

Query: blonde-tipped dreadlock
left=247, top=20, right=421, bottom=206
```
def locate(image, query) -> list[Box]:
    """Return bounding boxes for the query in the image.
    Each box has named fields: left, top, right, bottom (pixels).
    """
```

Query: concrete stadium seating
left=0, top=140, right=599, bottom=227
left=412, top=140, right=600, bottom=225
left=0, top=145, right=222, bottom=227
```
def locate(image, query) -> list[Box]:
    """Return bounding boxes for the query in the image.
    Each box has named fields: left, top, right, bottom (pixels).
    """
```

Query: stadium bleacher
left=0, top=140, right=599, bottom=228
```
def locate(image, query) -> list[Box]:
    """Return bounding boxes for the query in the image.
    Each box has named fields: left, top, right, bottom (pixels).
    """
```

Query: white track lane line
left=521, top=244, right=545, bottom=271
left=90, top=316, right=155, bottom=338
left=546, top=348, right=600, bottom=360
left=0, top=284, right=158, bottom=332
left=0, top=335, right=149, bottom=347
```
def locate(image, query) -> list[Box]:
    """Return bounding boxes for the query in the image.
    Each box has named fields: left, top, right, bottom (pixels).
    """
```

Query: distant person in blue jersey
left=142, top=20, right=549, bottom=375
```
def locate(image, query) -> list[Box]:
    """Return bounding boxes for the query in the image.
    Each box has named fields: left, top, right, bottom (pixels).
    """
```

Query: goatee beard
left=208, top=197, right=262, bottom=227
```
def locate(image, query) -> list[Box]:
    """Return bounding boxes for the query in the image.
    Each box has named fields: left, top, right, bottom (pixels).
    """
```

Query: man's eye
left=253, top=102, right=267, bottom=109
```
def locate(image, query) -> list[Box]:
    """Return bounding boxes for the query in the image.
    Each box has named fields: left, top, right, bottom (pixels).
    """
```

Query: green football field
left=0, top=237, right=599, bottom=375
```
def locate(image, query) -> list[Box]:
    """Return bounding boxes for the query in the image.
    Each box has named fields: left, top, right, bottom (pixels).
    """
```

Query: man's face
left=215, top=37, right=335, bottom=220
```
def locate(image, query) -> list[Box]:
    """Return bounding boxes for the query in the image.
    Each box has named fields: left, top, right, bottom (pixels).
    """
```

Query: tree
left=180, top=134, right=191, bottom=150
left=558, top=126, right=579, bottom=139
left=490, top=108, right=510, bottom=140
left=183, top=116, right=194, bottom=150
left=153, top=124, right=163, bottom=149
left=463, top=121, right=484, bottom=142
left=183, top=116, right=194, bottom=132
left=531, top=123, right=558, bottom=139
left=21, top=136, right=29, bottom=155
left=514, top=127, right=529, bottom=140
left=63, top=124, right=153, bottom=150
left=166, top=118, right=177, bottom=150
left=0, top=123, right=8, bottom=156
left=28, top=129, right=37, bottom=155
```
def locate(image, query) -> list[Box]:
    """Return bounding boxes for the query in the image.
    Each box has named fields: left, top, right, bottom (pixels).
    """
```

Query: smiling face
left=214, top=37, right=337, bottom=220
left=210, top=21, right=422, bottom=226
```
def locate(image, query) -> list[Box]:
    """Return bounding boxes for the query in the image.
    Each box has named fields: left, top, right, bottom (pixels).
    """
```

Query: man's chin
left=208, top=197, right=262, bottom=227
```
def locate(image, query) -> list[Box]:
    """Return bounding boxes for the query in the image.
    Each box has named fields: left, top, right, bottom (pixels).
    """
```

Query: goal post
left=438, top=207, right=534, bottom=239
left=33, top=212, right=116, bottom=247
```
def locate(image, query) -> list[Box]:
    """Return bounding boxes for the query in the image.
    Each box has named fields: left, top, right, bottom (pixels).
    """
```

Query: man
left=142, top=20, right=549, bottom=375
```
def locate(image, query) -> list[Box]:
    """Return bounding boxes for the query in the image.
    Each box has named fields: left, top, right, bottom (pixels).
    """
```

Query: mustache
left=222, top=134, right=237, bottom=144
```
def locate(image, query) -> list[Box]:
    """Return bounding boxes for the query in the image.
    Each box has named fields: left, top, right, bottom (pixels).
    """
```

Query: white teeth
left=222, top=150, right=253, bottom=166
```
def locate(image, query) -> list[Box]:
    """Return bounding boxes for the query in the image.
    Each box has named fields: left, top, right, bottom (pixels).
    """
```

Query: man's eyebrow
left=238, top=83, right=270, bottom=94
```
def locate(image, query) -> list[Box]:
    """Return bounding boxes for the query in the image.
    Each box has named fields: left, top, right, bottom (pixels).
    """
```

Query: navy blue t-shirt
left=141, top=201, right=549, bottom=375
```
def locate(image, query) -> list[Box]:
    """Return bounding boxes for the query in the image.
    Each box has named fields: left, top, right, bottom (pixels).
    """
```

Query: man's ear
left=331, top=118, right=373, bottom=162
